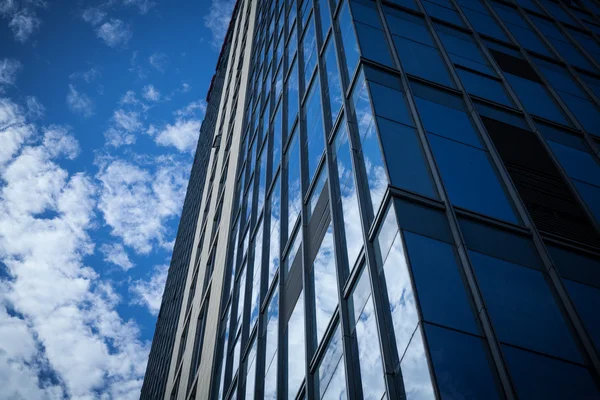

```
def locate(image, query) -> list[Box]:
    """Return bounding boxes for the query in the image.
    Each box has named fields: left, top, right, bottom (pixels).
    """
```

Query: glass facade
left=151, top=0, right=600, bottom=398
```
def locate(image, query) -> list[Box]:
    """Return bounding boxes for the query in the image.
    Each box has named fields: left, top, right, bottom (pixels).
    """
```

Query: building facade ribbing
left=148, top=0, right=600, bottom=399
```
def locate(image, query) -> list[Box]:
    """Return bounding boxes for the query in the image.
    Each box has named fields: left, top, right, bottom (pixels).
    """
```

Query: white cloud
left=0, top=58, right=21, bottom=91
left=181, top=82, right=191, bottom=92
left=96, top=156, right=189, bottom=254
left=96, top=19, right=131, bottom=47
left=123, top=0, right=155, bottom=14
left=142, top=84, right=160, bottom=102
left=100, top=243, right=134, bottom=271
left=152, top=119, right=201, bottom=153
left=26, top=96, right=44, bottom=119
left=104, top=127, right=136, bottom=147
left=0, top=99, right=149, bottom=399
left=129, top=264, right=168, bottom=315
left=82, top=7, right=106, bottom=25
left=129, top=51, right=148, bottom=79
left=148, top=52, right=167, bottom=72
left=1, top=1, right=45, bottom=43
left=204, top=0, right=235, bottom=49
left=174, top=100, right=206, bottom=119
left=66, top=84, right=93, bottom=117
left=0, top=98, right=34, bottom=167
left=113, top=109, right=142, bottom=132
left=120, top=90, right=138, bottom=105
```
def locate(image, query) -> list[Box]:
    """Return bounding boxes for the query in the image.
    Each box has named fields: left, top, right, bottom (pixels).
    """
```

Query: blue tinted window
left=463, top=8, right=510, bottom=41
left=338, top=0, right=360, bottom=81
left=311, top=224, right=337, bottom=347
left=503, top=345, right=599, bottom=399
left=302, top=17, right=318, bottom=88
left=304, top=77, right=326, bottom=186
left=505, top=73, right=569, bottom=125
left=272, top=103, right=283, bottom=180
left=415, top=94, right=482, bottom=148
left=263, top=287, right=279, bottom=398
left=574, top=180, right=600, bottom=222
left=287, top=60, right=300, bottom=137
left=323, top=37, right=343, bottom=129
left=405, top=232, right=478, bottom=334
left=435, top=24, right=495, bottom=75
left=423, top=0, right=465, bottom=26
left=394, top=37, right=456, bottom=88
left=377, top=118, right=437, bottom=198
left=369, top=82, right=413, bottom=126
left=318, top=0, right=331, bottom=41
left=559, top=91, right=600, bottom=137
left=401, top=326, right=436, bottom=399
left=547, top=139, right=600, bottom=187
left=288, top=22, right=298, bottom=69
left=355, top=22, right=394, bottom=67
left=317, top=324, right=346, bottom=399
left=457, top=68, right=514, bottom=106
left=286, top=129, right=301, bottom=240
left=426, top=324, right=501, bottom=400
left=428, top=134, right=518, bottom=223
left=384, top=7, right=436, bottom=46
left=333, top=120, right=363, bottom=269
left=564, top=279, right=600, bottom=352
left=470, top=250, right=583, bottom=363
left=286, top=291, right=305, bottom=398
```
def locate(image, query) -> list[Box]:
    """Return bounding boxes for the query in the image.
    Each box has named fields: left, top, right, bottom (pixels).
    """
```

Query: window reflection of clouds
left=333, top=121, right=363, bottom=269
left=400, top=326, right=435, bottom=400
left=318, top=324, right=347, bottom=399
left=284, top=228, right=301, bottom=277
left=264, top=287, right=279, bottom=399
left=350, top=267, right=386, bottom=399
left=268, top=175, right=281, bottom=290
left=249, top=224, right=263, bottom=331
left=217, top=307, right=231, bottom=400
left=305, top=77, right=326, bottom=186
left=245, top=337, right=258, bottom=399
left=308, top=166, right=327, bottom=221
left=287, top=129, right=302, bottom=240
left=235, top=266, right=247, bottom=329
left=257, top=149, right=268, bottom=215
left=312, top=224, right=338, bottom=346
left=338, top=0, right=360, bottom=81
left=287, top=60, right=299, bottom=138
left=323, top=37, right=344, bottom=128
left=287, top=291, right=306, bottom=398
left=303, top=17, right=318, bottom=88
left=352, top=72, right=387, bottom=214
left=272, top=105, right=282, bottom=181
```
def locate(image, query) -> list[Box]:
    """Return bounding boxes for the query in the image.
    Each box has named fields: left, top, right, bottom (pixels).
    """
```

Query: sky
left=0, top=0, right=235, bottom=398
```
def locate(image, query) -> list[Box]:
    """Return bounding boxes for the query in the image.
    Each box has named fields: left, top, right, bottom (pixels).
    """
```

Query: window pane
left=318, top=0, right=332, bottom=41
left=245, top=337, right=258, bottom=400
left=287, top=291, right=306, bottom=398
left=268, top=175, right=281, bottom=290
left=287, top=60, right=299, bottom=137
left=287, top=128, right=302, bottom=239
left=349, top=267, right=386, bottom=399
left=503, top=345, right=599, bottom=399
left=400, top=325, right=435, bottom=399
left=318, top=324, right=346, bottom=399
left=312, top=224, right=338, bottom=346
left=426, top=324, right=501, bottom=400
left=272, top=103, right=283, bottom=179
left=333, top=121, right=363, bottom=269
left=428, top=134, right=518, bottom=223
left=355, top=22, right=394, bottom=67
left=564, top=279, right=600, bottom=353
left=257, top=148, right=268, bottom=214
left=394, top=36, right=455, bottom=88
left=323, top=37, right=343, bottom=128
left=456, top=69, right=513, bottom=106
left=308, top=165, right=328, bottom=221
left=338, top=0, right=360, bottom=81
left=302, top=17, right=318, bottom=88
left=264, top=287, right=279, bottom=398
left=249, top=224, right=264, bottom=330
left=405, top=232, right=478, bottom=334
left=305, top=77, right=326, bottom=185
left=470, top=250, right=583, bottom=363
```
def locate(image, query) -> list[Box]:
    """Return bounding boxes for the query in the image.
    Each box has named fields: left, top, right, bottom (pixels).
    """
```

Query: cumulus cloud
left=103, top=109, right=141, bottom=147
left=174, top=100, right=206, bottom=118
left=148, top=52, right=167, bottom=72
left=0, top=98, right=149, bottom=399
left=66, top=84, right=93, bottom=117
left=146, top=101, right=205, bottom=153
left=100, top=243, right=134, bottom=271
left=129, top=264, right=168, bottom=315
left=96, top=19, right=131, bottom=47
left=142, top=84, right=160, bottom=102
left=96, top=156, right=189, bottom=254
left=0, top=58, right=21, bottom=91
left=204, top=0, right=235, bottom=49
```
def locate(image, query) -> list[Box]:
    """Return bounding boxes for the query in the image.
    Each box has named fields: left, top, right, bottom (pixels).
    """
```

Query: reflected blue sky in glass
left=287, top=128, right=302, bottom=241
left=245, top=337, right=258, bottom=399
left=312, top=224, right=338, bottom=347
left=268, top=174, right=281, bottom=291
left=400, top=325, right=435, bottom=400
left=264, top=287, right=279, bottom=400
left=249, top=223, right=263, bottom=331
left=305, top=76, right=326, bottom=187
left=318, top=324, right=346, bottom=399
left=324, top=37, right=343, bottom=128
left=287, top=291, right=306, bottom=399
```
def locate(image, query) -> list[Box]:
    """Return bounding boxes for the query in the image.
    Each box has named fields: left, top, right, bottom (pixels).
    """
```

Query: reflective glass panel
left=311, top=224, right=338, bottom=346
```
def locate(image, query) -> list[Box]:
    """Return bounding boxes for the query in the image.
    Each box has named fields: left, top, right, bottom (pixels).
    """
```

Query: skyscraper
left=145, top=0, right=600, bottom=399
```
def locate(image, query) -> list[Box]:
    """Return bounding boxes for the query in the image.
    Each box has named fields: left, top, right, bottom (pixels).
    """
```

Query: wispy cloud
left=96, top=18, right=131, bottom=48
left=82, top=6, right=106, bottom=25
left=203, top=0, right=235, bottom=49
left=130, top=264, right=168, bottom=315
left=100, top=243, right=135, bottom=271
left=129, top=51, right=148, bottom=79
left=66, top=84, right=93, bottom=117
left=142, top=84, right=160, bottom=102
left=0, top=58, right=21, bottom=91
left=148, top=52, right=168, bottom=72
left=104, top=109, right=142, bottom=147
left=181, top=82, right=191, bottom=92
left=145, top=100, right=205, bottom=153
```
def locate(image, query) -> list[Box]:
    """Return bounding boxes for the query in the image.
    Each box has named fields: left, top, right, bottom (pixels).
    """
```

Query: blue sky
left=0, top=0, right=235, bottom=398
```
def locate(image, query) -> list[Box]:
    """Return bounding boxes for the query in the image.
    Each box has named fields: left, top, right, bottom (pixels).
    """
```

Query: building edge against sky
left=145, top=0, right=600, bottom=399
left=139, top=9, right=237, bottom=399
